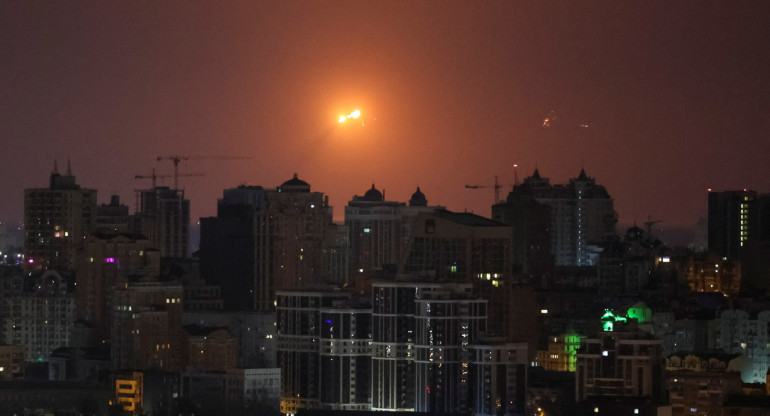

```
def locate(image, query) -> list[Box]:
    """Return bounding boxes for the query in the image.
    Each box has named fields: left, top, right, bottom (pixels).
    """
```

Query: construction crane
left=465, top=176, right=512, bottom=205
left=156, top=155, right=252, bottom=190
left=134, top=168, right=204, bottom=188
left=644, top=215, right=663, bottom=240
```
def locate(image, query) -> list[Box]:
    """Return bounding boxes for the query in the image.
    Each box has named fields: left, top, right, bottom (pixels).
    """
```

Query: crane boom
left=465, top=176, right=509, bottom=204
left=134, top=168, right=204, bottom=188
left=156, top=155, right=251, bottom=189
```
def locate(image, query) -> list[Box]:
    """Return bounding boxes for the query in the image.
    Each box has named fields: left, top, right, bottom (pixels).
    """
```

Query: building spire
left=66, top=158, right=72, bottom=176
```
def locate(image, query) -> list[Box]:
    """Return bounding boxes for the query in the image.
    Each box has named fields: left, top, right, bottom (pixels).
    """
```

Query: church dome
left=409, top=186, right=427, bottom=206
left=362, top=184, right=383, bottom=201
left=279, top=173, right=310, bottom=193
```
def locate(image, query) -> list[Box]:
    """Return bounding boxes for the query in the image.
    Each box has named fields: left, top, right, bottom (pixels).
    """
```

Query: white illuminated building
left=714, top=309, right=770, bottom=383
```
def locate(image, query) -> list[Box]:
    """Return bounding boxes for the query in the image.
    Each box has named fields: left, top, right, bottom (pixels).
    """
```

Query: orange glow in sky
left=338, top=109, right=361, bottom=123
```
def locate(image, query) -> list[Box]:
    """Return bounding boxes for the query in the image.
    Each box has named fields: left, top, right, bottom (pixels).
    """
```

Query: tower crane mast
left=465, top=176, right=512, bottom=205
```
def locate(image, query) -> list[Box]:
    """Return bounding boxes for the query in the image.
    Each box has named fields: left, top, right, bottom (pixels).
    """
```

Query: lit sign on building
left=115, top=372, right=143, bottom=413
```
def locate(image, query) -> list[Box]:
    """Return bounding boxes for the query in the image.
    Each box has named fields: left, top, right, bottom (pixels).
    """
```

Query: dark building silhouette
left=134, top=187, right=190, bottom=259
left=24, top=160, right=97, bottom=271
left=95, top=195, right=131, bottom=234
left=200, top=185, right=266, bottom=311
left=345, top=185, right=442, bottom=277
left=200, top=176, right=339, bottom=312
left=708, top=190, right=770, bottom=294
left=492, top=181, right=552, bottom=281
left=497, top=169, right=616, bottom=268
left=708, top=190, right=759, bottom=259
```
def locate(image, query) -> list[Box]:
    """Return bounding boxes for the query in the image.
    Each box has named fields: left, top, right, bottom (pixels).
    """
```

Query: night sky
left=3, top=1, right=770, bottom=233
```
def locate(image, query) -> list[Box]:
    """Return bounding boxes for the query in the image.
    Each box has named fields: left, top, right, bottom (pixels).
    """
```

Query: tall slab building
left=133, top=187, right=190, bottom=259
left=498, top=168, right=616, bottom=267
left=345, top=185, right=442, bottom=276
left=24, top=161, right=97, bottom=271
left=200, top=175, right=338, bottom=311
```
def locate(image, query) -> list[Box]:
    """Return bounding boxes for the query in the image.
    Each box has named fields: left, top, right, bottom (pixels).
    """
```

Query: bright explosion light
left=338, top=109, right=361, bottom=123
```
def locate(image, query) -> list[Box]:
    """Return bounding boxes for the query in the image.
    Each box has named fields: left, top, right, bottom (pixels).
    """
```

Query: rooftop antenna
left=66, top=159, right=72, bottom=176
left=53, top=159, right=59, bottom=175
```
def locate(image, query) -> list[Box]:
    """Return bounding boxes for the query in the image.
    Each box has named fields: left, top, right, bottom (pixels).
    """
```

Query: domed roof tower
left=279, top=173, right=310, bottom=193
left=409, top=186, right=427, bottom=206
left=362, top=184, right=383, bottom=202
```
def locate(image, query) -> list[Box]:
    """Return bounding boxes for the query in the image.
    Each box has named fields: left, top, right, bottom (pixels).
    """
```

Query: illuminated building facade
left=225, top=368, right=281, bottom=410
left=665, top=352, right=743, bottom=416
left=2, top=270, right=75, bottom=362
left=400, top=209, right=514, bottom=339
left=504, top=169, right=616, bottom=267
left=115, top=371, right=144, bottom=413
left=469, top=340, right=528, bottom=416
left=24, top=161, right=97, bottom=271
left=536, top=332, right=585, bottom=372
left=683, top=254, right=741, bottom=297
left=319, top=299, right=372, bottom=411
left=371, top=281, right=494, bottom=413
left=714, top=309, right=770, bottom=383
left=575, top=320, right=663, bottom=402
left=345, top=185, right=442, bottom=276
left=413, top=285, right=487, bottom=413
left=275, top=290, right=354, bottom=414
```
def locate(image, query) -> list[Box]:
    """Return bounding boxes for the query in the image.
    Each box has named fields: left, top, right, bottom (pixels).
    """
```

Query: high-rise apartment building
left=412, top=284, right=487, bottom=413
left=74, top=232, right=159, bottom=341
left=708, top=190, right=758, bottom=258
left=500, top=169, right=616, bottom=267
left=275, top=290, right=354, bottom=414
left=200, top=175, right=337, bottom=312
left=111, top=282, right=186, bottom=371
left=200, top=185, right=267, bottom=311
left=400, top=209, right=514, bottom=339
left=345, top=185, right=441, bottom=275
left=134, top=187, right=190, bottom=259
left=24, top=161, right=97, bottom=271
left=2, top=270, right=76, bottom=362
left=319, top=298, right=372, bottom=411
left=469, top=340, right=528, bottom=416
left=370, top=280, right=525, bottom=413
left=345, top=185, right=405, bottom=274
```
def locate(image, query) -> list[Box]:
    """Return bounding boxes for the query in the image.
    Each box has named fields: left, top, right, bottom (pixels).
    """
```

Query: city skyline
left=3, top=2, right=770, bottom=230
